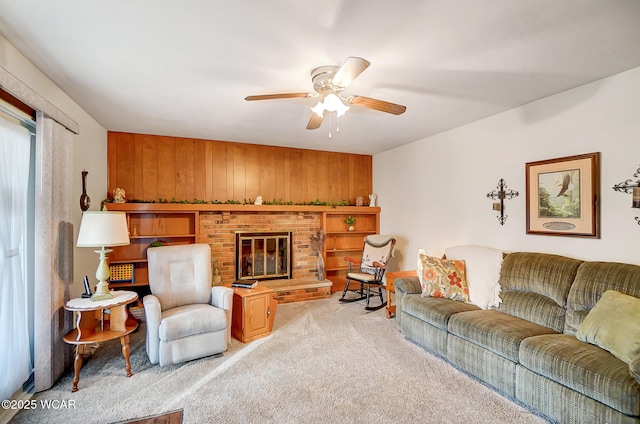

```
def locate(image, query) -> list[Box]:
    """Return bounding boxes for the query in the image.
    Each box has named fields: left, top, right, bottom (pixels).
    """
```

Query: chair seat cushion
left=347, top=272, right=379, bottom=283
left=159, top=304, right=226, bottom=342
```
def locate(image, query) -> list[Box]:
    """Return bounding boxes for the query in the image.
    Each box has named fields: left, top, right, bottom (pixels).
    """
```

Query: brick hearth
left=262, top=277, right=332, bottom=303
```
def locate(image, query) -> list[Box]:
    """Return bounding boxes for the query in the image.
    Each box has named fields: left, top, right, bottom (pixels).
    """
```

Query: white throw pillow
left=416, top=248, right=426, bottom=286
left=444, top=245, right=503, bottom=309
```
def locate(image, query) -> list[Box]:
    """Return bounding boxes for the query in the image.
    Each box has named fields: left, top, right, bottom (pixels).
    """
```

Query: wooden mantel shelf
left=106, top=203, right=380, bottom=214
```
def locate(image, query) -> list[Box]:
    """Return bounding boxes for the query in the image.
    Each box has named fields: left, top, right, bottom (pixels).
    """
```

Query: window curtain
left=0, top=115, right=32, bottom=401
left=1, top=66, right=78, bottom=393
left=33, top=114, right=74, bottom=392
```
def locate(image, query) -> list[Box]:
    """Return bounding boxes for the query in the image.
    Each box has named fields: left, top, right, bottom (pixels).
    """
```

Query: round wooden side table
left=63, top=290, right=139, bottom=392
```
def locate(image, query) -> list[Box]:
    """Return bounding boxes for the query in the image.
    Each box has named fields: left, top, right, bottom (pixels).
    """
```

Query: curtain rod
left=0, top=66, right=79, bottom=134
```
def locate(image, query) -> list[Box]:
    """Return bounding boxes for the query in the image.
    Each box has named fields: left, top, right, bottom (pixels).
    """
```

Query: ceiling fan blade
left=245, top=92, right=314, bottom=101
left=306, top=113, right=323, bottom=130
left=331, top=57, right=370, bottom=89
left=347, top=95, right=407, bottom=115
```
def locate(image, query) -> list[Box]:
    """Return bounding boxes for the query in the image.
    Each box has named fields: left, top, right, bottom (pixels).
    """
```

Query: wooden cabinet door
left=243, top=294, right=270, bottom=341
left=230, top=285, right=276, bottom=343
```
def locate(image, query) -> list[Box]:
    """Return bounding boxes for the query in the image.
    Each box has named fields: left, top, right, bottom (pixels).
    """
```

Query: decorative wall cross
left=612, top=165, right=640, bottom=226
left=487, top=178, right=519, bottom=225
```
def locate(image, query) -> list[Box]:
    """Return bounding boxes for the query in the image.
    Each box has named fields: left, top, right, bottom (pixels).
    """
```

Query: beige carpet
left=11, top=296, right=549, bottom=424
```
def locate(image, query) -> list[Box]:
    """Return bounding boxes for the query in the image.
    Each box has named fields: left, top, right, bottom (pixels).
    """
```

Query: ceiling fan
left=245, top=57, right=406, bottom=130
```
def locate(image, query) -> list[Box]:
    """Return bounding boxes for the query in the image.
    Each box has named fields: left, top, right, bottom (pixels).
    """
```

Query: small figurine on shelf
left=112, top=187, right=127, bottom=203
left=254, top=196, right=263, bottom=205
left=344, top=215, right=356, bottom=231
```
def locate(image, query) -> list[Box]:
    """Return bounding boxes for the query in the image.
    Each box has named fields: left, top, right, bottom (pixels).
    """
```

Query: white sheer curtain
left=0, top=115, right=32, bottom=401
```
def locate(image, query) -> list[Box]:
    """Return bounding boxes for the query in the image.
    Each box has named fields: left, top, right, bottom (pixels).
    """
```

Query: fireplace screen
left=236, top=232, right=292, bottom=281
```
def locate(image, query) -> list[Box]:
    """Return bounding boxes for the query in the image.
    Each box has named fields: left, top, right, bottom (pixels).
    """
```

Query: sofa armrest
left=143, top=294, right=162, bottom=365
left=211, top=286, right=233, bottom=309
left=393, top=277, right=421, bottom=326
left=395, top=277, right=421, bottom=295
left=211, top=286, right=234, bottom=343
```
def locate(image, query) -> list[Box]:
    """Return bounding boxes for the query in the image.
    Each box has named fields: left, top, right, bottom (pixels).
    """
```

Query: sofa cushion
left=444, top=245, right=503, bottom=309
left=159, top=303, right=226, bottom=342
left=565, top=261, right=640, bottom=335
left=498, top=290, right=568, bottom=333
left=576, top=290, right=640, bottom=364
left=448, top=310, right=557, bottom=362
left=497, top=252, right=582, bottom=332
left=418, top=254, right=469, bottom=302
left=520, top=334, right=640, bottom=416
left=402, top=294, right=479, bottom=331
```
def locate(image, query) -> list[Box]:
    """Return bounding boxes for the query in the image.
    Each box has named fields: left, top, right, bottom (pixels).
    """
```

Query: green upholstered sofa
left=395, top=252, right=640, bottom=423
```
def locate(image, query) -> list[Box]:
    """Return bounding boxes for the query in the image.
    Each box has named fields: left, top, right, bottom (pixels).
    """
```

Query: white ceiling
left=1, top=1, right=640, bottom=155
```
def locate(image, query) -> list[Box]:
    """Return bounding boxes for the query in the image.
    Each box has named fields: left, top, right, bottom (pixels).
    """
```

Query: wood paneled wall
left=107, top=132, right=373, bottom=204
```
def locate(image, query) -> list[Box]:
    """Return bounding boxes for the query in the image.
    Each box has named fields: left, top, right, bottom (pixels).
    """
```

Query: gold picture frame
left=526, top=152, right=600, bottom=238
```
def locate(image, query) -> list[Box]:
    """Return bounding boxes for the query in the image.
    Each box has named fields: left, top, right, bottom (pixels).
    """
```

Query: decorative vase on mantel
left=211, top=257, right=222, bottom=285
left=316, top=255, right=325, bottom=281
left=309, top=230, right=326, bottom=281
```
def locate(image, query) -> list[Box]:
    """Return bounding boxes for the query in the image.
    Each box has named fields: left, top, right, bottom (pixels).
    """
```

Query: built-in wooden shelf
left=105, top=203, right=380, bottom=293
left=322, top=210, right=380, bottom=292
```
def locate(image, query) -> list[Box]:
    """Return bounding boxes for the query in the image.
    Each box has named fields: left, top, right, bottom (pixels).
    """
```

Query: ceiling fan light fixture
left=325, top=93, right=350, bottom=117
left=311, top=101, right=325, bottom=118
left=310, top=93, right=350, bottom=118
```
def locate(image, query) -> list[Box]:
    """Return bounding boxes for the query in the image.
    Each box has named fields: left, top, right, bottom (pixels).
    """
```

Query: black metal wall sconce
left=487, top=178, right=519, bottom=225
left=612, top=165, right=640, bottom=226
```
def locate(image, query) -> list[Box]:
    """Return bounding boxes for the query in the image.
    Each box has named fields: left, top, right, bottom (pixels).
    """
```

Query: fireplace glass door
left=237, top=232, right=291, bottom=280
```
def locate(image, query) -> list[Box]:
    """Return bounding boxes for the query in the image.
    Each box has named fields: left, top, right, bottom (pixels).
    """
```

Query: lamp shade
left=77, top=211, right=130, bottom=247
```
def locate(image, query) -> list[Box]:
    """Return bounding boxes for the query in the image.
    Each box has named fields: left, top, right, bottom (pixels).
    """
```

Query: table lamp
left=76, top=211, right=130, bottom=301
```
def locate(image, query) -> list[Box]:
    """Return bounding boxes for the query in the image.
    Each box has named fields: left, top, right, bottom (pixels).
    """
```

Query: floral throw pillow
left=419, top=254, right=469, bottom=302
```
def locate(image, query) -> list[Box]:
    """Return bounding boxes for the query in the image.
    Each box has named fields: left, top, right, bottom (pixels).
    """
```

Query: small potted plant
left=344, top=215, right=356, bottom=231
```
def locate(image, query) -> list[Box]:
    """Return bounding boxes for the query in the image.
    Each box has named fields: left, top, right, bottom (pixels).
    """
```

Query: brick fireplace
left=199, top=210, right=321, bottom=283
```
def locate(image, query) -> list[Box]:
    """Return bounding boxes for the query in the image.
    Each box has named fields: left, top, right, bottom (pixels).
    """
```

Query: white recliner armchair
left=143, top=243, right=233, bottom=366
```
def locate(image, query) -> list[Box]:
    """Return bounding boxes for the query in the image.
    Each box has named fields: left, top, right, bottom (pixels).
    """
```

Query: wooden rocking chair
left=339, top=235, right=396, bottom=311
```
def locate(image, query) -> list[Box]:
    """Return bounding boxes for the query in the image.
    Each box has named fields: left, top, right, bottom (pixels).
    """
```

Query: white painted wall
left=0, top=35, right=108, bottom=297
left=374, top=66, right=640, bottom=271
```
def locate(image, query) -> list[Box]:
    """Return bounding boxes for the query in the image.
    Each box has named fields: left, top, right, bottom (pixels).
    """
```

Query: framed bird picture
left=526, top=152, right=600, bottom=238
